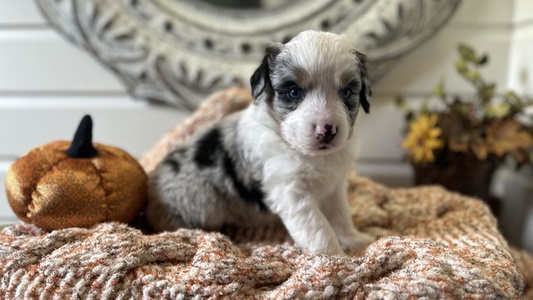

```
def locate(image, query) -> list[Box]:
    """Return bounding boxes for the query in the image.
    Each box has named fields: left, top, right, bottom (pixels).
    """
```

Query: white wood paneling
left=452, top=0, right=514, bottom=26
left=0, top=29, right=125, bottom=92
left=375, top=0, right=514, bottom=96
left=507, top=26, right=533, bottom=95
left=374, top=26, right=513, bottom=96
left=0, top=0, right=47, bottom=25
left=513, top=0, right=533, bottom=26
left=508, top=0, right=533, bottom=95
left=357, top=97, right=406, bottom=161
left=0, top=97, right=187, bottom=158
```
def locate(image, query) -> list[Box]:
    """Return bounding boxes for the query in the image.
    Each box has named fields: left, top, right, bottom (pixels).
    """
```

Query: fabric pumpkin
left=5, top=115, right=147, bottom=231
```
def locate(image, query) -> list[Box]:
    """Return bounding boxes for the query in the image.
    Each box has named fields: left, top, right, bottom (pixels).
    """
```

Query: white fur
left=237, top=98, right=372, bottom=255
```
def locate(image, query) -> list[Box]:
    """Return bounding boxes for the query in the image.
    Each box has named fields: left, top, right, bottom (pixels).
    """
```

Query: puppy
left=147, top=30, right=373, bottom=256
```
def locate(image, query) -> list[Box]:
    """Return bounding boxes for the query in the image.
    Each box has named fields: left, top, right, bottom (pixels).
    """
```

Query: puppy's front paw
left=339, top=231, right=375, bottom=254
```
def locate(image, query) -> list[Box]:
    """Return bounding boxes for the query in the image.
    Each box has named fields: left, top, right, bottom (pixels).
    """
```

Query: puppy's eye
left=339, top=88, right=353, bottom=99
left=287, top=87, right=304, bottom=100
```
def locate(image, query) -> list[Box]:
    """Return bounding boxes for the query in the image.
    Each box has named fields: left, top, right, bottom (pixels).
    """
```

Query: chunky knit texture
left=1, top=88, right=531, bottom=299
left=0, top=175, right=527, bottom=299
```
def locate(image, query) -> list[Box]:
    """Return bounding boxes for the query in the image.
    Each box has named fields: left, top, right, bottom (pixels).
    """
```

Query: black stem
left=65, top=115, right=98, bottom=158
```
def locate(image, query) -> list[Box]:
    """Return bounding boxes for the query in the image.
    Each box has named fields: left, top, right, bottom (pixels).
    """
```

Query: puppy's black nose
left=315, top=124, right=337, bottom=144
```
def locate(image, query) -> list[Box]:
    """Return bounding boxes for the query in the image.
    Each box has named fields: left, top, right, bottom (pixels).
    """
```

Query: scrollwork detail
left=36, top=0, right=461, bottom=110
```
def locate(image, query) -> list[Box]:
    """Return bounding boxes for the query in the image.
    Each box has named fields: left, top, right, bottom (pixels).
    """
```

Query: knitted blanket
left=0, top=175, right=526, bottom=299
left=1, top=88, right=530, bottom=299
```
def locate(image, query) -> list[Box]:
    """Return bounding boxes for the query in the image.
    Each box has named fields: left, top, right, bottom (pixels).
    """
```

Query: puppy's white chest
left=300, top=157, right=349, bottom=196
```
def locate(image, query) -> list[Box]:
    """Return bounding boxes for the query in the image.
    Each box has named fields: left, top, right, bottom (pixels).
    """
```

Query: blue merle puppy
left=147, top=30, right=374, bottom=256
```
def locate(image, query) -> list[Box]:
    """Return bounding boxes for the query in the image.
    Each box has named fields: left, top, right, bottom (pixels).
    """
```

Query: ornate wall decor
left=36, top=0, right=461, bottom=110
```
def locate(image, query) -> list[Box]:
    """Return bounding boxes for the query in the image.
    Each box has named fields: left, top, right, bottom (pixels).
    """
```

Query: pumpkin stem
left=66, top=115, right=98, bottom=158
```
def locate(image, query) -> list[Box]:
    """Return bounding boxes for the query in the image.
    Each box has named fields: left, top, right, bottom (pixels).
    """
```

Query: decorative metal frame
left=36, top=0, right=461, bottom=110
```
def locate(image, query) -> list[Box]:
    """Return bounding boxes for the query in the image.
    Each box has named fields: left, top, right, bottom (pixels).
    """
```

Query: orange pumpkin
left=5, top=115, right=147, bottom=231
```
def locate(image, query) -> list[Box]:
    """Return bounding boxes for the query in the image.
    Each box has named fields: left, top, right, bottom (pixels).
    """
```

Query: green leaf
left=433, top=81, right=446, bottom=98
left=476, top=54, right=489, bottom=66
left=455, top=60, right=468, bottom=74
left=504, top=91, right=523, bottom=106
left=479, top=84, right=495, bottom=102
left=467, top=69, right=481, bottom=82
left=458, top=44, right=477, bottom=62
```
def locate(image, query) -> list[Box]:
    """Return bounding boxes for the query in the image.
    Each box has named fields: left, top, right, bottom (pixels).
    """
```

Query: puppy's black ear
left=355, top=50, right=372, bottom=114
left=250, top=43, right=282, bottom=100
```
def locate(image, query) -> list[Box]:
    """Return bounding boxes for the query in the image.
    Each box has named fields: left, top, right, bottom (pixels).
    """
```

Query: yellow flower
left=402, top=114, right=444, bottom=164
left=486, top=103, right=511, bottom=119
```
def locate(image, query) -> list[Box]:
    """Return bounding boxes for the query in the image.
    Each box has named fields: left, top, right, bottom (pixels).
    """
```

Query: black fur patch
left=250, top=55, right=271, bottom=99
left=194, top=128, right=222, bottom=168
left=250, top=43, right=282, bottom=100
left=354, top=50, right=371, bottom=114
left=222, top=151, right=268, bottom=212
left=163, top=158, right=180, bottom=174
left=193, top=126, right=268, bottom=211
left=360, top=83, right=370, bottom=113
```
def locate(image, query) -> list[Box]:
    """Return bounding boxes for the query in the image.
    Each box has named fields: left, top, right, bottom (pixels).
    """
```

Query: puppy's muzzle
left=315, top=123, right=337, bottom=145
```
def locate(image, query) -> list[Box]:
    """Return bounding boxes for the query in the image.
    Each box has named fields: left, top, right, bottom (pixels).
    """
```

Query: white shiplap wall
left=509, top=0, right=533, bottom=94
left=508, top=0, right=533, bottom=251
left=0, top=1, right=523, bottom=225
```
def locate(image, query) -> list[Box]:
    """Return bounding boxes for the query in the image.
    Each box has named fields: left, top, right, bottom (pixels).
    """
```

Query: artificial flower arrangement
left=397, top=44, right=533, bottom=208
